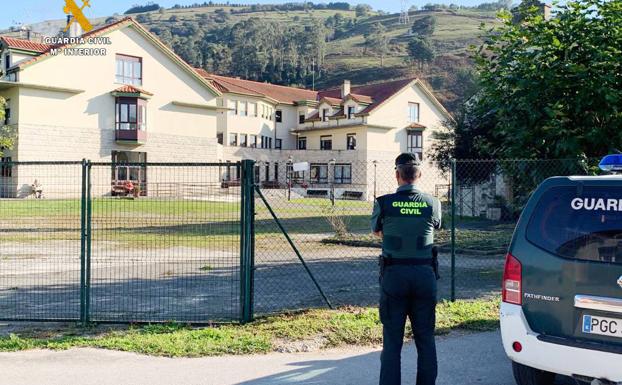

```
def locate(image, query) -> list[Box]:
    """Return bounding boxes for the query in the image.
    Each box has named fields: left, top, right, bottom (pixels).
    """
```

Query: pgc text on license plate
left=582, top=315, right=622, bottom=338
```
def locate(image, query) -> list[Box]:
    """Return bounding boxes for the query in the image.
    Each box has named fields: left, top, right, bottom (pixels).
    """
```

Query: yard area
left=0, top=194, right=510, bottom=322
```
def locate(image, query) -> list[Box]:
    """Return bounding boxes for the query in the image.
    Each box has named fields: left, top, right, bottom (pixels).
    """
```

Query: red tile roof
left=318, top=78, right=417, bottom=115
left=318, top=96, right=342, bottom=106
left=0, top=37, right=52, bottom=53
left=348, top=93, right=373, bottom=104
left=406, top=122, right=427, bottom=129
left=195, top=69, right=318, bottom=104
left=112, top=85, right=153, bottom=96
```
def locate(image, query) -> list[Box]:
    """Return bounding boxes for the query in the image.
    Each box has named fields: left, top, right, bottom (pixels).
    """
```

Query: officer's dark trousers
left=379, top=265, right=438, bottom=385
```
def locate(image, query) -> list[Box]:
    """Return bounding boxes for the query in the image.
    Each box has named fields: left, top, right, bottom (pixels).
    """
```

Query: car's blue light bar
left=599, top=154, right=622, bottom=172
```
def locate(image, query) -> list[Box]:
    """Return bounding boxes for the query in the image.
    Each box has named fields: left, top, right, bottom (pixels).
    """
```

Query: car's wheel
left=512, top=362, right=556, bottom=385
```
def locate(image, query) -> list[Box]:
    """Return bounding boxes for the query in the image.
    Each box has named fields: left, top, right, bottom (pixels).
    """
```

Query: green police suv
left=501, top=155, right=622, bottom=385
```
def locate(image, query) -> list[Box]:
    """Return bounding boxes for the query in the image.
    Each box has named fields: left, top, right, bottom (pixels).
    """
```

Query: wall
left=366, top=82, right=446, bottom=155
left=17, top=26, right=218, bottom=141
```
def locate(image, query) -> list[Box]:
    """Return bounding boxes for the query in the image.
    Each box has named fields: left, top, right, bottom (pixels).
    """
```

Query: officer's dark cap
left=395, top=153, right=421, bottom=167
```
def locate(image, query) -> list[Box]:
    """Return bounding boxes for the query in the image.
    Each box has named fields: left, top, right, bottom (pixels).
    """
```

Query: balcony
left=116, top=129, right=147, bottom=145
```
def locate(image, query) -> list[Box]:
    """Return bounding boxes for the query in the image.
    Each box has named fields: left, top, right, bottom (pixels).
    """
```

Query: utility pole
left=312, top=57, right=315, bottom=91
left=399, top=0, right=411, bottom=25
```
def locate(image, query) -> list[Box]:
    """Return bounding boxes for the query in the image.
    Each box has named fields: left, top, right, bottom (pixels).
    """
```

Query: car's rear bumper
left=500, top=302, right=622, bottom=382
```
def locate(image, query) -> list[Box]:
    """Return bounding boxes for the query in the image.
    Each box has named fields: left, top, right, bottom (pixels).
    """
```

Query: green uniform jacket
left=371, top=184, right=442, bottom=259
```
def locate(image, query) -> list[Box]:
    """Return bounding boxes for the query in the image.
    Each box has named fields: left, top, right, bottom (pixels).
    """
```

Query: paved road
left=0, top=331, right=519, bottom=385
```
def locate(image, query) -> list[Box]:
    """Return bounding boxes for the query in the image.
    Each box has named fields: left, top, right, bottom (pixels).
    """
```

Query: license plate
left=582, top=315, right=622, bottom=338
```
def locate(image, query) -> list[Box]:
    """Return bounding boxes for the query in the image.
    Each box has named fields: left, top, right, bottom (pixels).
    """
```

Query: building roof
left=195, top=69, right=318, bottom=104
left=9, top=17, right=221, bottom=96
left=319, top=78, right=416, bottom=116
left=112, top=85, right=153, bottom=96
left=0, top=36, right=52, bottom=53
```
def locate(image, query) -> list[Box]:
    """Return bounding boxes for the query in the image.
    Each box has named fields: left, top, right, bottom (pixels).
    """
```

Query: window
left=347, top=106, right=355, bottom=119
left=250, top=135, right=258, bottom=148
left=249, top=102, right=257, bottom=117
left=254, top=165, right=260, bottom=183
left=240, top=134, right=248, bottom=147
left=265, top=163, right=270, bottom=181
left=1, top=156, right=12, bottom=177
left=3, top=99, right=10, bottom=125
left=223, top=161, right=232, bottom=182
left=274, top=163, right=279, bottom=181
left=320, top=136, right=332, bottom=150
left=334, top=164, right=352, bottom=184
left=298, top=137, right=307, bottom=150
left=299, top=114, right=306, bottom=124
left=240, top=101, right=248, bottom=117
left=275, top=110, right=283, bottom=123
left=408, top=102, right=420, bottom=123
left=310, top=164, right=328, bottom=184
left=217, top=133, right=224, bottom=144
left=275, top=139, right=282, bottom=150
left=526, top=186, right=622, bottom=264
left=116, top=97, right=147, bottom=131
left=260, top=136, right=273, bottom=149
left=292, top=170, right=305, bottom=184
left=111, top=151, right=147, bottom=190
left=229, top=133, right=237, bottom=146
left=228, top=100, right=236, bottom=116
left=4, top=54, right=10, bottom=72
left=115, top=54, right=142, bottom=86
left=322, top=108, right=329, bottom=122
left=347, top=134, right=357, bottom=150
left=407, top=131, right=423, bottom=159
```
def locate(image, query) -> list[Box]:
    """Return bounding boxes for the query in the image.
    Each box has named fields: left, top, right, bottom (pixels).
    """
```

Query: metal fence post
left=85, top=161, right=93, bottom=323
left=450, top=158, right=457, bottom=302
left=240, top=160, right=255, bottom=323
left=80, top=159, right=88, bottom=325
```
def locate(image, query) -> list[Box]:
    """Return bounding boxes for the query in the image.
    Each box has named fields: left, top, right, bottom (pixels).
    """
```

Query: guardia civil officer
left=371, top=153, right=441, bottom=385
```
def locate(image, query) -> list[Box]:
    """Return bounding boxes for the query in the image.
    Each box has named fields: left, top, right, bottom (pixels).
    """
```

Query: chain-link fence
left=0, top=161, right=241, bottom=323
left=450, top=159, right=592, bottom=300
left=0, top=158, right=594, bottom=323
left=251, top=158, right=593, bottom=315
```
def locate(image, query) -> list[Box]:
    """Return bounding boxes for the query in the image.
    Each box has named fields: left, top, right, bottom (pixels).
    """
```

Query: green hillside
left=24, top=5, right=500, bottom=111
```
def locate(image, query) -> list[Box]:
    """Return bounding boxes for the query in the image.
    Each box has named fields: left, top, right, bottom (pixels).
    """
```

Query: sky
left=1, top=0, right=490, bottom=30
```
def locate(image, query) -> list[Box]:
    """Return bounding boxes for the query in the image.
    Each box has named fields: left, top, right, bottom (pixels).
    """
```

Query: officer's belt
left=384, top=258, right=433, bottom=266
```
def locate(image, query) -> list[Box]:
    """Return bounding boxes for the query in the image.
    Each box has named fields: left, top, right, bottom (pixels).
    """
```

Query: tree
left=364, top=22, right=390, bottom=66
left=467, top=0, right=622, bottom=159
left=411, top=15, right=436, bottom=37
left=0, top=97, right=15, bottom=157
left=407, top=36, right=435, bottom=69
left=355, top=4, right=372, bottom=17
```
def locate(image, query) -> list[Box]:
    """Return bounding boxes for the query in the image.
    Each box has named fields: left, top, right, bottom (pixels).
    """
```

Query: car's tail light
left=512, top=341, right=523, bottom=353
left=503, top=253, right=522, bottom=305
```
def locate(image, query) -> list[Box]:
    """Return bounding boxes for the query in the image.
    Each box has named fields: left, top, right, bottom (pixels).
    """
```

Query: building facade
left=0, top=17, right=451, bottom=199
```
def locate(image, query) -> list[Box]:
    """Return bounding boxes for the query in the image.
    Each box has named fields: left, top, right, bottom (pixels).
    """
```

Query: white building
left=0, top=17, right=452, bottom=199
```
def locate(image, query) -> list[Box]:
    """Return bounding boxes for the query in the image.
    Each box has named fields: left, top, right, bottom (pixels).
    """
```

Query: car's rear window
left=526, top=185, right=622, bottom=264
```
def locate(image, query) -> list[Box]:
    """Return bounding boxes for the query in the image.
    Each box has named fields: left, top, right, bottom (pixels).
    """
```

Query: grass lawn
left=0, top=197, right=513, bottom=255
left=0, top=299, right=500, bottom=357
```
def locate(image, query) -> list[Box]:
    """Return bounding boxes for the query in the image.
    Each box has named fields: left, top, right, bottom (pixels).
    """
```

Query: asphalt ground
left=0, top=331, right=518, bottom=385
